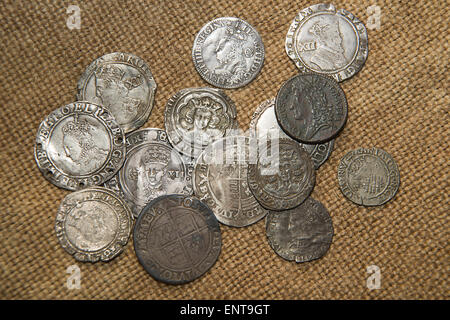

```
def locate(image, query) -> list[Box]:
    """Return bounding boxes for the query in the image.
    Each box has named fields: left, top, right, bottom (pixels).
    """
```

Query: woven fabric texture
left=0, top=0, right=448, bottom=299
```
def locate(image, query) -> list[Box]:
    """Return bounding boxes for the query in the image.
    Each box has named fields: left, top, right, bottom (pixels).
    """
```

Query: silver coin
left=285, top=3, right=368, bottom=82
left=134, top=194, right=221, bottom=284
left=165, top=87, right=238, bottom=159
left=249, top=98, right=334, bottom=169
left=248, top=138, right=315, bottom=211
left=55, top=187, right=132, bottom=262
left=77, top=52, right=157, bottom=133
left=106, top=128, right=193, bottom=218
left=275, top=73, right=347, bottom=144
left=193, top=135, right=268, bottom=227
left=337, top=147, right=400, bottom=206
left=192, top=17, right=265, bottom=89
left=266, top=197, right=333, bottom=263
left=34, top=101, right=126, bottom=191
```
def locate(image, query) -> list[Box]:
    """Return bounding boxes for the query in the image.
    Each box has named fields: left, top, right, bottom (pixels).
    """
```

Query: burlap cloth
left=0, top=0, right=448, bottom=300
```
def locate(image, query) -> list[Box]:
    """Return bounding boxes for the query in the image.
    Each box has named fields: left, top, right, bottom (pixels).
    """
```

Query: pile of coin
left=34, top=4, right=400, bottom=285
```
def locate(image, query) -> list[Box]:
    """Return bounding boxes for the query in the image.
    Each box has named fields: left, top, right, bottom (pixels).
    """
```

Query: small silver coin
left=77, top=52, right=157, bottom=133
left=192, top=17, right=265, bottom=89
left=193, top=135, right=268, bottom=227
left=249, top=98, right=335, bottom=169
left=55, top=187, right=132, bottom=262
left=248, top=138, right=315, bottom=211
left=275, top=73, right=347, bottom=144
left=266, top=197, right=333, bottom=263
left=285, top=3, right=368, bottom=82
left=134, top=194, right=221, bottom=284
left=165, top=87, right=238, bottom=159
left=337, top=147, right=400, bottom=206
left=34, top=101, right=126, bottom=191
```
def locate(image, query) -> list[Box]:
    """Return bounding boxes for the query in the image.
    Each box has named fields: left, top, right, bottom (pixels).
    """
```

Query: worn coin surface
left=275, top=73, right=347, bottom=144
left=248, top=138, right=315, bottom=211
left=105, top=128, right=193, bottom=219
left=77, top=52, right=157, bottom=133
left=193, top=135, right=268, bottom=227
left=249, top=98, right=334, bottom=169
left=285, top=3, right=368, bottom=82
left=192, top=17, right=265, bottom=89
left=134, top=194, right=221, bottom=284
left=337, top=147, right=400, bottom=206
left=55, top=187, right=132, bottom=262
left=34, top=101, right=126, bottom=191
left=266, top=197, right=333, bottom=263
left=165, top=87, right=238, bottom=159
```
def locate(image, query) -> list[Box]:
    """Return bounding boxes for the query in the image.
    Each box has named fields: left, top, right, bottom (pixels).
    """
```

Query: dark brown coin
left=134, top=194, right=221, bottom=284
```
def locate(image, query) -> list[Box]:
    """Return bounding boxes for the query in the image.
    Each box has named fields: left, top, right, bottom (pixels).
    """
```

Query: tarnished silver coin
left=248, top=138, right=315, bottom=211
left=285, top=3, right=368, bottom=82
left=55, top=187, right=132, bottom=262
left=249, top=98, right=334, bottom=169
left=134, top=194, right=221, bottom=284
left=34, top=102, right=126, bottom=191
left=266, top=197, right=333, bottom=263
left=105, top=128, right=193, bottom=219
left=77, top=52, right=157, bottom=133
left=192, top=17, right=265, bottom=89
left=275, top=73, right=347, bottom=144
left=165, top=87, right=238, bottom=159
left=193, top=136, right=268, bottom=227
left=337, top=147, right=400, bottom=206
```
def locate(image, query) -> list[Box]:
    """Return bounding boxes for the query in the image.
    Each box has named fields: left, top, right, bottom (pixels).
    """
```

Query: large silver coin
left=192, top=17, right=265, bottom=89
left=134, top=194, right=221, bottom=284
left=275, top=73, right=347, bottom=144
left=248, top=138, right=315, bottom=211
left=34, top=102, right=126, bottom=191
left=193, top=136, right=268, bottom=227
left=105, top=128, right=193, bottom=218
left=165, top=87, right=238, bottom=159
left=77, top=52, right=157, bottom=133
left=285, top=3, right=368, bottom=82
left=337, top=147, right=400, bottom=206
left=249, top=98, right=334, bottom=169
left=55, top=187, right=132, bottom=262
left=266, top=197, right=333, bottom=263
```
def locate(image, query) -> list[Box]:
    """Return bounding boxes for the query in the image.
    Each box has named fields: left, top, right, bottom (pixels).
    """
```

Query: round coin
left=134, top=194, right=221, bottom=284
left=193, top=135, right=268, bottom=227
left=192, top=17, right=265, bottom=89
left=285, top=3, right=368, bottom=82
left=337, top=147, right=400, bottom=206
left=248, top=138, right=315, bottom=210
left=249, top=98, right=335, bottom=169
left=275, top=73, right=347, bottom=144
left=266, top=197, right=333, bottom=263
left=55, top=187, right=132, bottom=262
left=165, top=87, right=238, bottom=159
left=34, top=101, right=126, bottom=191
left=76, top=52, right=157, bottom=133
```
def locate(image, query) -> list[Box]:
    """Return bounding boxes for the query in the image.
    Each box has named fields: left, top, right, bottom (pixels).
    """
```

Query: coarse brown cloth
left=0, top=0, right=448, bottom=300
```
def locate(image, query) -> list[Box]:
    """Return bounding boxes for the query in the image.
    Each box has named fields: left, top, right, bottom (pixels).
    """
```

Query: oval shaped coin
left=285, top=3, right=368, bottom=82
left=55, top=187, right=132, bottom=262
left=193, top=135, right=268, bottom=227
left=266, top=197, right=333, bottom=263
left=165, top=87, right=238, bottom=159
left=192, top=17, right=265, bottom=89
left=134, top=194, right=221, bottom=284
left=34, top=102, right=126, bottom=191
left=77, top=52, right=157, bottom=133
left=249, top=98, right=334, bottom=169
left=337, top=147, right=400, bottom=206
left=275, top=73, right=347, bottom=144
left=248, top=138, right=315, bottom=211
